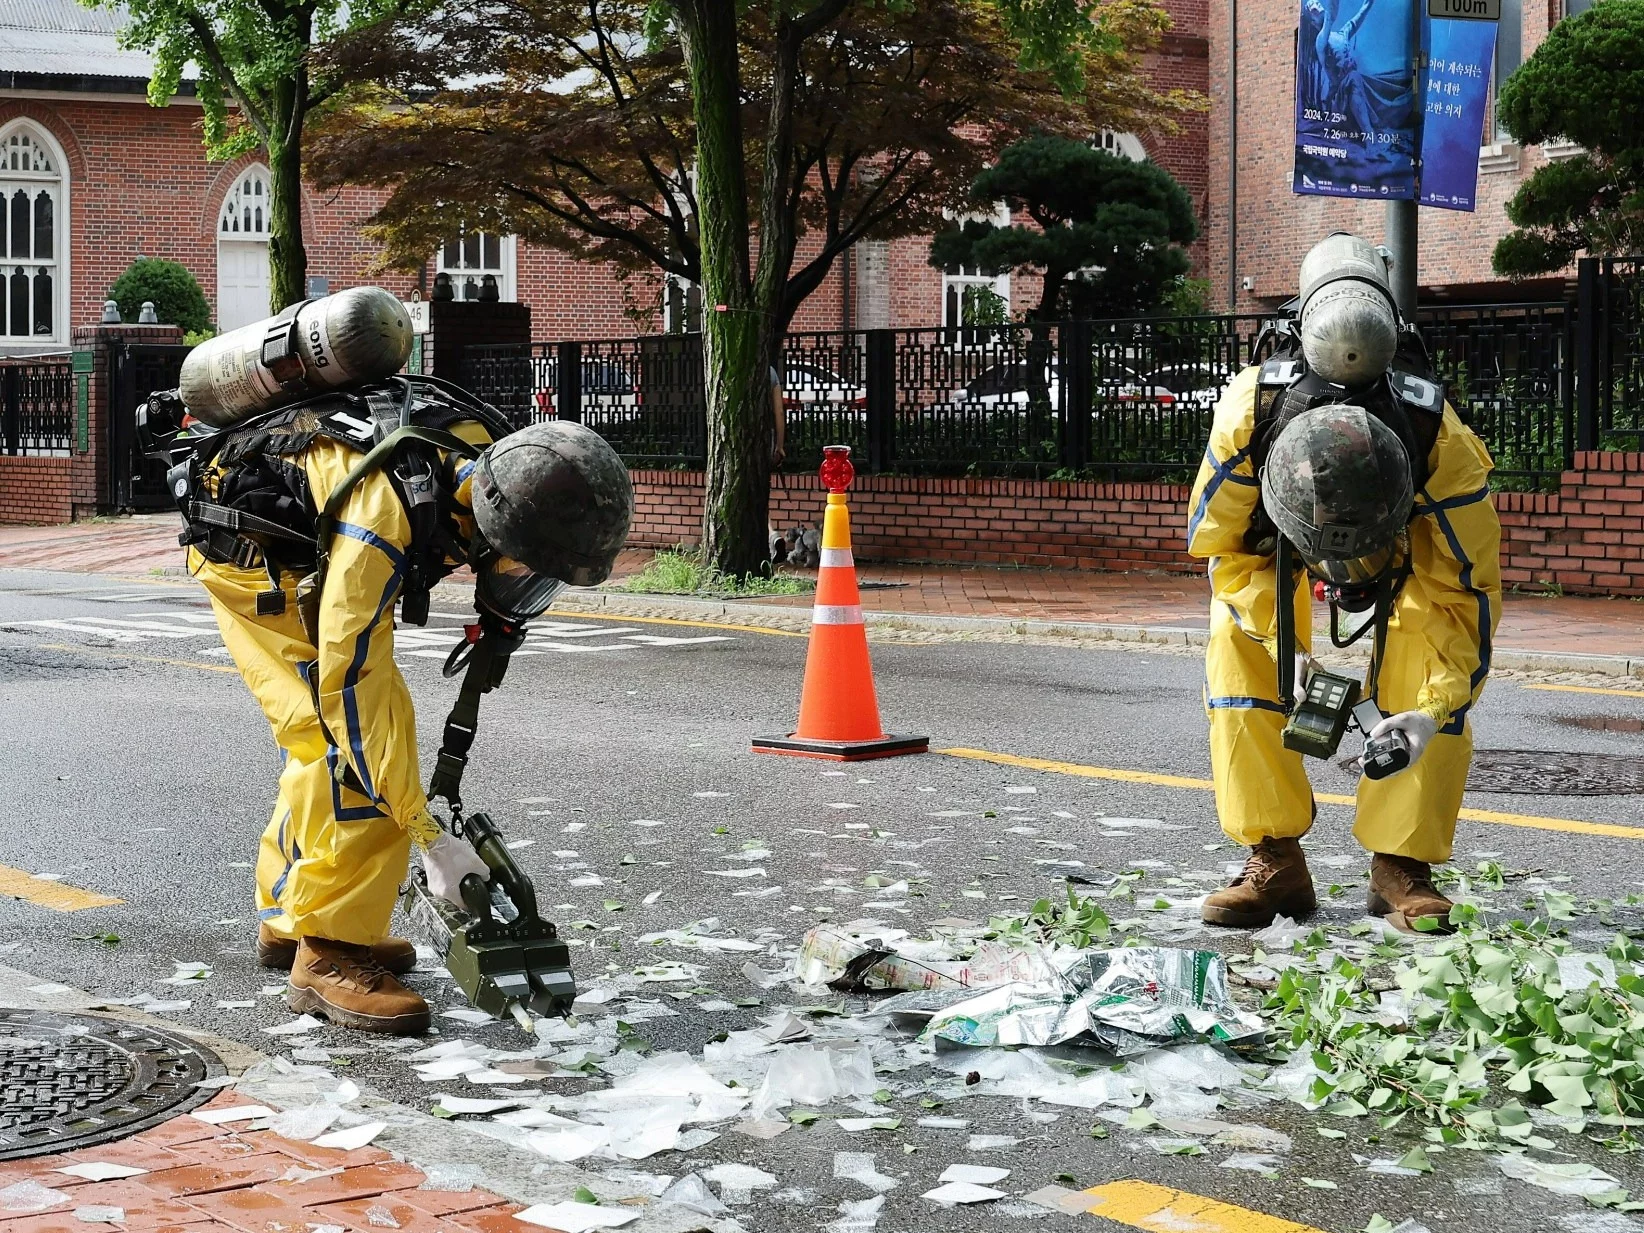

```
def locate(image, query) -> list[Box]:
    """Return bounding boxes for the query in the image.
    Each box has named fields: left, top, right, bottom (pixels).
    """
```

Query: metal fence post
left=1, top=366, right=19, bottom=456
left=1059, top=320, right=1092, bottom=471
left=557, top=340, right=582, bottom=424
left=1575, top=257, right=1600, bottom=453
left=865, top=329, right=894, bottom=472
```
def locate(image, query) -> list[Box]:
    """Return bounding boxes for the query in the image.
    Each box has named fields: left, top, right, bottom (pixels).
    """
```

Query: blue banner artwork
left=1418, top=19, right=1497, bottom=211
left=1293, top=0, right=1421, bottom=201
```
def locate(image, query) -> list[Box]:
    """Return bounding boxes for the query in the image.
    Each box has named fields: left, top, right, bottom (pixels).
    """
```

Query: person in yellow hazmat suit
left=1186, top=232, right=1500, bottom=934
left=149, top=375, right=632, bottom=1033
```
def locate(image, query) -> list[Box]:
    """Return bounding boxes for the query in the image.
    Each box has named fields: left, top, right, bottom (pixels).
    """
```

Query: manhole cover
left=1468, top=750, right=1644, bottom=796
left=0, top=1009, right=223, bottom=1160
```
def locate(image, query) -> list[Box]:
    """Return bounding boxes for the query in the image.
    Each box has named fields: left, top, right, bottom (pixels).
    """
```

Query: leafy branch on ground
left=617, top=549, right=813, bottom=598
left=1264, top=892, right=1644, bottom=1188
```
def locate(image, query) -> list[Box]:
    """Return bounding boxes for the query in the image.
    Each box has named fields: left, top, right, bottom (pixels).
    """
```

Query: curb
left=537, top=586, right=1644, bottom=679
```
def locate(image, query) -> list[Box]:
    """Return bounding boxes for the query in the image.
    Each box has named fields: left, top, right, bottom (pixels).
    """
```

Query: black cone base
left=751, top=733, right=930, bottom=762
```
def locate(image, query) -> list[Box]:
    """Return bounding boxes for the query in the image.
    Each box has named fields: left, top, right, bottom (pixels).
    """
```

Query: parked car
left=780, top=362, right=866, bottom=409
left=950, top=362, right=1060, bottom=408
left=1141, top=363, right=1234, bottom=409
left=534, top=359, right=640, bottom=418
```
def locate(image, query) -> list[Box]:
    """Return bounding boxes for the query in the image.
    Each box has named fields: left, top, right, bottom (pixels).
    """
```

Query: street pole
left=1386, top=199, right=1417, bottom=318
left=1385, top=0, right=1423, bottom=319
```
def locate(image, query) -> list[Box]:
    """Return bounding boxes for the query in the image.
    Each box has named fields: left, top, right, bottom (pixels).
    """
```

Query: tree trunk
left=1024, top=269, right=1067, bottom=464
left=266, top=80, right=309, bottom=313
left=674, top=0, right=770, bottom=577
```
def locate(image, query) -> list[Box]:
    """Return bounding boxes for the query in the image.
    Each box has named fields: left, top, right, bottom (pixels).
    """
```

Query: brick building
left=1209, top=0, right=1595, bottom=312
left=0, top=0, right=1208, bottom=354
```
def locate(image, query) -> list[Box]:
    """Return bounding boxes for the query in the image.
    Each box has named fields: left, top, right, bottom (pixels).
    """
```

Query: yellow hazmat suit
left=192, top=425, right=489, bottom=946
left=1186, top=367, right=1502, bottom=864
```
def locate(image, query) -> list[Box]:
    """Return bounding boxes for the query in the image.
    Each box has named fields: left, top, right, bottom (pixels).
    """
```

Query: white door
left=216, top=166, right=274, bottom=331
left=217, top=240, right=269, bottom=331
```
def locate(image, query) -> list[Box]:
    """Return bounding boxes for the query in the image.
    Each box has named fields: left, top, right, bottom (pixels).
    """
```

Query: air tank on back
left=179, top=286, right=414, bottom=428
left=1296, top=232, right=1399, bottom=389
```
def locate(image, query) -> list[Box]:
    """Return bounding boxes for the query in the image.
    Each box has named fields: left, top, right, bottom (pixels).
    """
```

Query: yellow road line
left=1525, top=683, right=1644, bottom=699
left=940, top=746, right=1644, bottom=842
left=942, top=747, right=1218, bottom=792
left=40, top=643, right=239, bottom=674
left=1079, top=1181, right=1324, bottom=1233
left=0, top=864, right=122, bottom=912
left=547, top=608, right=807, bottom=638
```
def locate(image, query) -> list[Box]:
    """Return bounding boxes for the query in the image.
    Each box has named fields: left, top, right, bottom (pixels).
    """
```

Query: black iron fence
left=1578, top=256, right=1644, bottom=454
left=463, top=257, right=1643, bottom=489
left=110, top=342, right=189, bottom=511
left=0, top=357, right=74, bottom=456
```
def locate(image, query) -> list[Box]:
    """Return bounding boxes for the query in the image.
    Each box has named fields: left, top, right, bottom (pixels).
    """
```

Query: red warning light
left=820, top=445, right=855, bottom=493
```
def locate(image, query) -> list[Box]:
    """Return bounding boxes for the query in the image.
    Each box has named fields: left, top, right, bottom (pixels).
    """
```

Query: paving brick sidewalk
left=731, top=561, right=1644, bottom=662
left=0, top=1091, right=535, bottom=1232
left=3, top=517, right=1640, bottom=663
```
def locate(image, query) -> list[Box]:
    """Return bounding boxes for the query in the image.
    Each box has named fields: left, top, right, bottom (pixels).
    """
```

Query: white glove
left=423, top=832, right=490, bottom=907
left=1294, top=652, right=1320, bottom=690
left=1367, top=710, right=1439, bottom=775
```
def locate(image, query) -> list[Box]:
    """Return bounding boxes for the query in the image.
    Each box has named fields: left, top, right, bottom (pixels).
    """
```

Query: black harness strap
left=428, top=619, right=526, bottom=828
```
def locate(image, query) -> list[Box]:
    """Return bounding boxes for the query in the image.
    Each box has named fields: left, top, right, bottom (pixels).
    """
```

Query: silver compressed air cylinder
left=1297, top=232, right=1399, bottom=389
left=179, top=286, right=413, bottom=428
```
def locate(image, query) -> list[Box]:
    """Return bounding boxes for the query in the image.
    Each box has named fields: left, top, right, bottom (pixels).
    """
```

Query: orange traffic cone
left=753, top=446, right=928, bottom=761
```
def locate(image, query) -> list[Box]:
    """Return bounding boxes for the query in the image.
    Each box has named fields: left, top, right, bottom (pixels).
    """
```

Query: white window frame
left=662, top=270, right=701, bottom=334
left=941, top=200, right=1012, bottom=336
left=0, top=119, right=69, bottom=350
left=658, top=167, right=700, bottom=333
left=436, top=231, right=517, bottom=301
left=218, top=165, right=272, bottom=240
left=1093, top=130, right=1149, bottom=162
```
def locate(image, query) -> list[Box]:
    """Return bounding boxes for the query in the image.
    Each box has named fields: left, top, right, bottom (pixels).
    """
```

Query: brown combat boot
left=1201, top=837, right=1318, bottom=928
left=257, top=924, right=417, bottom=975
left=287, top=937, right=430, bottom=1035
left=1367, top=854, right=1455, bottom=934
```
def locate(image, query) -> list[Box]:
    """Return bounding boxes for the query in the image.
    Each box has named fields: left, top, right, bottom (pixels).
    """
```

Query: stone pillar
left=70, top=322, right=185, bottom=512
left=424, top=301, right=533, bottom=384
left=854, top=241, right=891, bottom=331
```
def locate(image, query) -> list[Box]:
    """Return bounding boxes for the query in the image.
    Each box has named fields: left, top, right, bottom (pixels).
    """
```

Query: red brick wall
left=629, top=471, right=1196, bottom=570
left=0, top=456, right=97, bottom=524
left=1497, top=452, right=1644, bottom=596
left=628, top=452, right=1644, bottom=596
left=1, top=98, right=417, bottom=338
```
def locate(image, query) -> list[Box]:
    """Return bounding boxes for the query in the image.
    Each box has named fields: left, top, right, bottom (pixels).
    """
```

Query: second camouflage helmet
left=472, top=420, right=634, bottom=588
left=1260, top=403, right=1414, bottom=586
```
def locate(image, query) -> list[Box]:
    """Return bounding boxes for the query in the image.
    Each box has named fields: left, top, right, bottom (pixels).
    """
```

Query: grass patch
left=618, top=549, right=813, bottom=597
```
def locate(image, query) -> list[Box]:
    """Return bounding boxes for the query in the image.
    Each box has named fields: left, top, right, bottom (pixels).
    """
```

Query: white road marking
left=9, top=608, right=734, bottom=656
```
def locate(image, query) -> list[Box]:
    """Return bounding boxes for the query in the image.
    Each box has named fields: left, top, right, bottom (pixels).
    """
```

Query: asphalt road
left=2, top=565, right=1644, bottom=1233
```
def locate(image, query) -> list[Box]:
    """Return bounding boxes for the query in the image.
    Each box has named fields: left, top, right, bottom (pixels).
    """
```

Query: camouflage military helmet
left=1260, top=404, right=1414, bottom=586
left=473, top=420, right=634, bottom=591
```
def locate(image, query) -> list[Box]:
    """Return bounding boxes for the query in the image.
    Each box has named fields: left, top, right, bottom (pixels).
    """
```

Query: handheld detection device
left=1281, top=669, right=1360, bottom=758
left=1351, top=697, right=1411, bottom=780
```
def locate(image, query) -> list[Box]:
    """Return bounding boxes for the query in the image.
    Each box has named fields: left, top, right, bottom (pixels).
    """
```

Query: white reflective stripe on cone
left=812, top=604, right=864, bottom=625
left=819, top=547, right=854, bottom=568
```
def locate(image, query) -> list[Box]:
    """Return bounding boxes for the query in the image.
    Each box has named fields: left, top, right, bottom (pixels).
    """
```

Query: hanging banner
left=1294, top=0, right=1421, bottom=201
left=1417, top=18, right=1498, bottom=211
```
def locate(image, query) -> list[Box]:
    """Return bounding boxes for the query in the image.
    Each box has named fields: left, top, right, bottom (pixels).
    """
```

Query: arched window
left=0, top=121, right=67, bottom=346
left=218, top=167, right=271, bottom=239
left=1093, top=130, right=1149, bottom=162
left=217, top=166, right=273, bottom=331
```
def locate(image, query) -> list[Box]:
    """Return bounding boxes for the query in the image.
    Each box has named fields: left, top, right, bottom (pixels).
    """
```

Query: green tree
left=928, top=135, right=1197, bottom=321
left=1491, top=0, right=1644, bottom=276
left=311, top=0, right=1197, bottom=576
left=108, top=258, right=213, bottom=332
left=82, top=0, right=395, bottom=312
